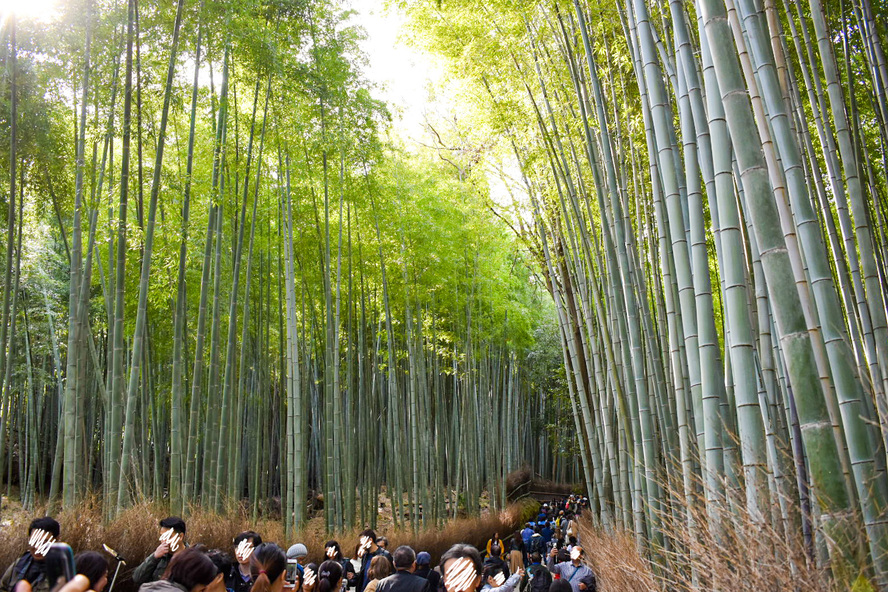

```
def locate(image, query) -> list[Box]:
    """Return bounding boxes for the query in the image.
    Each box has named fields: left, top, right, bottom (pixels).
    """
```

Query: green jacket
left=1, top=553, right=51, bottom=592
left=131, top=554, right=172, bottom=587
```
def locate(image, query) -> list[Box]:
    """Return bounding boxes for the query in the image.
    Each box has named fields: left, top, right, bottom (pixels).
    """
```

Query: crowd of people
left=0, top=496, right=594, bottom=592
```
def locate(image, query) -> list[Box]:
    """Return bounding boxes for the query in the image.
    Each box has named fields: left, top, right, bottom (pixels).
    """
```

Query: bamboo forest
left=1, top=0, right=888, bottom=588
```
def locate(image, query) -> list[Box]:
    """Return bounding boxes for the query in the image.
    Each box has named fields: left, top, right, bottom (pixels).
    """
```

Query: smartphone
left=45, top=543, right=76, bottom=588
left=286, top=560, right=300, bottom=584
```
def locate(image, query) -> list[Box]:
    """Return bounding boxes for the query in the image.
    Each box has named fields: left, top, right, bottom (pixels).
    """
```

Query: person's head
left=568, top=546, right=584, bottom=564
left=159, top=516, right=187, bottom=553
left=533, top=526, right=541, bottom=535
left=556, top=549, right=570, bottom=563
left=316, top=560, right=343, bottom=592
left=568, top=537, right=578, bottom=547
left=357, top=530, right=377, bottom=558
left=530, top=553, right=541, bottom=565
left=166, top=548, right=219, bottom=592
left=234, top=532, right=263, bottom=566
left=75, top=552, right=109, bottom=592
left=368, top=555, right=394, bottom=581
left=206, top=550, right=234, bottom=587
left=303, top=563, right=319, bottom=592
left=481, top=564, right=506, bottom=589
left=324, top=541, right=343, bottom=561
left=549, top=580, right=573, bottom=592
left=376, top=536, right=388, bottom=551
left=392, top=546, right=416, bottom=573
left=27, top=517, right=61, bottom=560
left=440, top=545, right=483, bottom=592
left=415, top=553, right=431, bottom=569
left=250, top=543, right=287, bottom=592
left=288, top=544, right=309, bottom=566
left=489, top=544, right=501, bottom=559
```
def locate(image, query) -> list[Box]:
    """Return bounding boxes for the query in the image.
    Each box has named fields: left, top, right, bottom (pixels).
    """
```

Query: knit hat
left=288, top=544, right=308, bottom=559
left=416, top=552, right=431, bottom=566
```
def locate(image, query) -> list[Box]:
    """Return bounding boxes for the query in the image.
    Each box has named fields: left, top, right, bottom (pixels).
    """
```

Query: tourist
left=1, top=517, right=62, bottom=592
left=545, top=548, right=595, bottom=592
left=439, top=545, right=482, bottom=592
left=361, top=556, right=394, bottom=592
left=132, top=517, right=188, bottom=586
left=355, top=530, right=391, bottom=592
left=482, top=546, right=509, bottom=579
left=74, top=552, right=108, bottom=592
left=315, top=561, right=343, bottom=592
left=302, top=564, right=319, bottom=592
left=375, top=547, right=428, bottom=592
left=227, top=531, right=263, bottom=592
left=138, top=548, right=219, bottom=592
left=250, top=544, right=287, bottom=592
left=412, top=553, right=438, bottom=592
left=484, top=535, right=501, bottom=560
left=479, top=564, right=522, bottom=592
left=506, top=534, right=523, bottom=572
left=524, top=553, right=550, bottom=592
left=323, top=542, right=356, bottom=589
left=287, top=545, right=309, bottom=578
left=520, top=524, right=533, bottom=548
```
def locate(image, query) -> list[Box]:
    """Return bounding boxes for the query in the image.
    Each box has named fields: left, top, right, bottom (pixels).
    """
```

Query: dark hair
left=568, top=537, right=578, bottom=546
left=489, top=544, right=501, bottom=558
left=304, top=563, right=319, bottom=590
left=160, top=516, right=187, bottom=534
left=392, top=546, right=415, bottom=570
left=250, top=544, right=287, bottom=592
left=317, top=560, right=343, bottom=592
left=167, top=548, right=218, bottom=590
left=235, top=531, right=263, bottom=547
left=75, top=552, right=108, bottom=590
left=359, top=529, right=377, bottom=541
left=368, top=555, right=394, bottom=581
left=482, top=564, right=505, bottom=582
left=530, top=553, right=541, bottom=564
left=324, top=541, right=343, bottom=561
left=549, top=581, right=573, bottom=592
left=376, top=537, right=388, bottom=548
left=439, top=544, right=483, bottom=587
left=556, top=549, right=570, bottom=563
left=206, top=550, right=234, bottom=579
left=28, top=517, right=60, bottom=538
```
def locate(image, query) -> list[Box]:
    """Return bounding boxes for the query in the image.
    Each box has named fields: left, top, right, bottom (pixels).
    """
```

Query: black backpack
left=526, top=565, right=551, bottom=592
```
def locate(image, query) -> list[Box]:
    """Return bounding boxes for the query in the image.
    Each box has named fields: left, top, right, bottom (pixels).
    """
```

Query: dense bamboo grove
left=406, top=0, right=888, bottom=585
left=0, top=0, right=582, bottom=536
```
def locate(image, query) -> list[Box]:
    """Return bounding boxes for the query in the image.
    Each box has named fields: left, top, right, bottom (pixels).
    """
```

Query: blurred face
left=160, top=528, right=183, bottom=552
left=28, top=529, right=56, bottom=560
left=570, top=548, right=582, bottom=562
left=303, top=567, right=317, bottom=591
left=357, top=537, right=372, bottom=558
left=94, top=572, right=110, bottom=592
left=235, top=540, right=255, bottom=565
left=443, top=558, right=480, bottom=592
left=326, top=546, right=337, bottom=559
left=489, top=573, right=506, bottom=588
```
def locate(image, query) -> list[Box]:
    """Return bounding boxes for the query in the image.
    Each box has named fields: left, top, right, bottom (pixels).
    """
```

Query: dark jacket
left=358, top=549, right=393, bottom=592
left=375, top=571, right=430, bottom=592
left=1, top=553, right=49, bottom=592
left=413, top=567, right=440, bottom=592
left=132, top=554, right=173, bottom=586
left=526, top=563, right=552, bottom=592
left=482, top=557, right=510, bottom=579
left=225, top=565, right=253, bottom=592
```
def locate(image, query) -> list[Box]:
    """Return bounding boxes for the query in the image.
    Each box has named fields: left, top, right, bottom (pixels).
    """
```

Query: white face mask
left=444, top=558, right=477, bottom=592
left=29, top=529, right=55, bottom=558
left=160, top=528, right=183, bottom=552
left=236, top=540, right=255, bottom=563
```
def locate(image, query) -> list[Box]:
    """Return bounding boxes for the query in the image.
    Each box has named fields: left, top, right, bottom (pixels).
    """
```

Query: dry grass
left=0, top=495, right=540, bottom=592
left=576, top=494, right=844, bottom=592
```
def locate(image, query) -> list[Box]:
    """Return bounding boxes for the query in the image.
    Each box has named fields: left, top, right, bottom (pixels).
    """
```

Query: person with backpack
left=1, top=518, right=63, bottom=592
left=523, top=554, right=550, bottom=592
